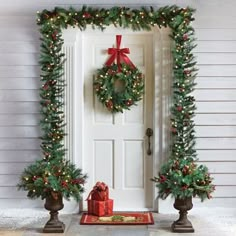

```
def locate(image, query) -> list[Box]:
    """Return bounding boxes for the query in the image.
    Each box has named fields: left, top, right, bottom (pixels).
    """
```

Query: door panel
left=83, top=29, right=154, bottom=210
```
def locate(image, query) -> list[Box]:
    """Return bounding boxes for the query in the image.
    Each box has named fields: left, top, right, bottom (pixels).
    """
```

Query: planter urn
left=43, top=192, right=65, bottom=233
left=172, top=197, right=194, bottom=233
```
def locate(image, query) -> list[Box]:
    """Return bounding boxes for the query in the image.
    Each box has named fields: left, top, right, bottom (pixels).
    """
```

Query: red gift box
left=87, top=199, right=113, bottom=216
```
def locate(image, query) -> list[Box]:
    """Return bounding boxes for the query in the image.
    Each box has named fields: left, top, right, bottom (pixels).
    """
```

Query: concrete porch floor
left=0, top=207, right=236, bottom=236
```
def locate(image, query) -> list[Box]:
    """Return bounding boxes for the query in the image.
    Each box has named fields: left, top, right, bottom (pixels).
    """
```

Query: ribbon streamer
left=105, top=35, right=135, bottom=71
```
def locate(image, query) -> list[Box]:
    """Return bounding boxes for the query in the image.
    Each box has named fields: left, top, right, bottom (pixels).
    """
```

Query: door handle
left=146, top=128, right=153, bottom=155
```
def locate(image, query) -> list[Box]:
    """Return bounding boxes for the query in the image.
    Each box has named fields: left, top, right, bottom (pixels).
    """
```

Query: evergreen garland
left=18, top=5, right=214, bottom=202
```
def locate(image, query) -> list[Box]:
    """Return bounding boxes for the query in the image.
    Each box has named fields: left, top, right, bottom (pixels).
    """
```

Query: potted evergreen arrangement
left=151, top=8, right=215, bottom=233
left=18, top=159, right=87, bottom=233
left=17, top=18, right=87, bottom=233
left=152, top=160, right=215, bottom=232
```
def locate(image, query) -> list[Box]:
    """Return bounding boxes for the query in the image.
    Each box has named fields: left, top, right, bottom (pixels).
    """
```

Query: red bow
left=105, top=35, right=135, bottom=71
left=86, top=182, right=109, bottom=201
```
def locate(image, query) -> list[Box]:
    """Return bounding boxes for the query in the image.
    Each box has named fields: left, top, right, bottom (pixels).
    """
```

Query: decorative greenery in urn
left=17, top=5, right=88, bottom=233
left=150, top=5, right=215, bottom=233
left=18, top=158, right=87, bottom=233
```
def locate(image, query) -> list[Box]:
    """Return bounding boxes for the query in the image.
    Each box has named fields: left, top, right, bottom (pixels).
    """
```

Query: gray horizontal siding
left=0, top=13, right=41, bottom=206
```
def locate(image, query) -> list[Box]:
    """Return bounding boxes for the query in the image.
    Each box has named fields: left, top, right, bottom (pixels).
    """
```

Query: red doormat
left=80, top=212, right=154, bottom=225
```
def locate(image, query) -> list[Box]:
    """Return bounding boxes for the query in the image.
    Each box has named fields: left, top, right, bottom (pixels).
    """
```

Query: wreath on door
left=93, top=35, right=144, bottom=113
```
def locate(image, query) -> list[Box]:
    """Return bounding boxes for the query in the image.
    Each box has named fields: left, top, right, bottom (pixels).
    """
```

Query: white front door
left=82, top=28, right=155, bottom=210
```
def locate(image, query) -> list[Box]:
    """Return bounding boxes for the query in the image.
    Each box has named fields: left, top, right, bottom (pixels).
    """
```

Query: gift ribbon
left=86, top=181, right=108, bottom=200
left=105, top=35, right=135, bottom=71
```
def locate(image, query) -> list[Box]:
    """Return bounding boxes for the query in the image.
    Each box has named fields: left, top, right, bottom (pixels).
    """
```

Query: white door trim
left=62, top=26, right=172, bottom=212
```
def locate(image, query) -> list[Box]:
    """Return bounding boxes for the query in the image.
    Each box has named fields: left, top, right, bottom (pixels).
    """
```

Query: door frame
left=62, top=26, right=172, bottom=211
